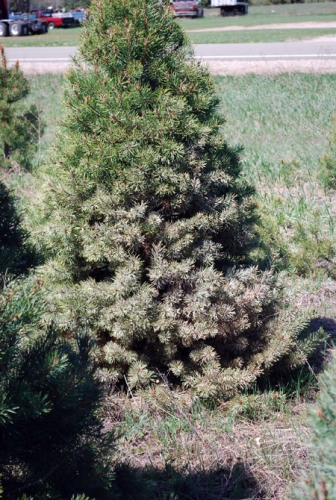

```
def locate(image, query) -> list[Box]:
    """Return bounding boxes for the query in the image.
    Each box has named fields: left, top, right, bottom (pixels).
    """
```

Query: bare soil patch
left=187, top=21, right=336, bottom=33
left=205, top=58, right=336, bottom=75
left=12, top=58, right=336, bottom=76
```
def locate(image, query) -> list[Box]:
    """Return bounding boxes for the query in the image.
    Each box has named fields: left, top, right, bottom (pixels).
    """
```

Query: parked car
left=30, top=10, right=75, bottom=29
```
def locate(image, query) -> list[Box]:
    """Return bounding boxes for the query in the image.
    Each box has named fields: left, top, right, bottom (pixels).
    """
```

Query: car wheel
left=0, top=22, right=8, bottom=37
left=9, top=22, right=23, bottom=37
left=48, top=21, right=55, bottom=30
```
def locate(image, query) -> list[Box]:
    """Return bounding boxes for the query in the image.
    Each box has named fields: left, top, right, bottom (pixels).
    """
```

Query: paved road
left=4, top=41, right=336, bottom=64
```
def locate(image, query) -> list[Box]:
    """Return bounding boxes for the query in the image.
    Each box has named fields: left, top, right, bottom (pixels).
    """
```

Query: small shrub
left=320, top=125, right=336, bottom=190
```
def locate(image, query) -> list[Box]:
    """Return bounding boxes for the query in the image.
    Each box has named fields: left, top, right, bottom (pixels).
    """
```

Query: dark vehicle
left=0, top=0, right=29, bottom=36
left=20, top=13, right=48, bottom=34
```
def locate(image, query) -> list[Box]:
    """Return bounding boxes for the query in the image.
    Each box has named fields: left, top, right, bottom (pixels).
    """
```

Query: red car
left=171, top=0, right=204, bottom=18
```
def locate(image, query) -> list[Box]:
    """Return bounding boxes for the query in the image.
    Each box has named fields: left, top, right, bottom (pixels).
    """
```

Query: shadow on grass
left=309, top=317, right=336, bottom=339
left=115, top=461, right=265, bottom=500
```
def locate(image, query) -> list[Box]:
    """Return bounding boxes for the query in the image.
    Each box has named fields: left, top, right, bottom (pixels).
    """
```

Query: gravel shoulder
left=187, top=21, right=336, bottom=33
left=12, top=58, right=336, bottom=76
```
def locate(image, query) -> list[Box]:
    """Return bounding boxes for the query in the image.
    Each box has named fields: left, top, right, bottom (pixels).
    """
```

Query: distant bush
left=0, top=46, right=44, bottom=171
left=320, top=125, right=336, bottom=190
left=291, top=349, right=336, bottom=500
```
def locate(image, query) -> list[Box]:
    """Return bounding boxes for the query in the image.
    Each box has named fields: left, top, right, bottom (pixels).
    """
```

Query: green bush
left=291, top=349, right=336, bottom=500
left=0, top=279, right=115, bottom=499
left=0, top=181, right=36, bottom=282
left=320, top=125, right=336, bottom=191
left=0, top=46, right=44, bottom=170
left=0, top=172, right=114, bottom=499
left=32, top=0, right=321, bottom=399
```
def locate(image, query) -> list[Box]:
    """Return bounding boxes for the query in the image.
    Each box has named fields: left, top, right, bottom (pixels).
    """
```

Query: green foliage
left=0, top=169, right=114, bottom=499
left=291, top=349, right=336, bottom=500
left=256, top=194, right=336, bottom=278
left=0, top=278, right=115, bottom=500
left=0, top=46, right=44, bottom=170
left=228, top=391, right=286, bottom=420
left=0, top=181, right=36, bottom=281
left=320, top=125, right=336, bottom=191
left=32, top=0, right=322, bottom=399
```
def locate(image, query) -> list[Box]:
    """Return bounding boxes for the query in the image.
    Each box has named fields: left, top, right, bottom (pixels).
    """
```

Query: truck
left=171, top=0, right=204, bottom=18
left=0, top=0, right=29, bottom=36
left=29, top=10, right=75, bottom=30
left=211, top=0, right=248, bottom=16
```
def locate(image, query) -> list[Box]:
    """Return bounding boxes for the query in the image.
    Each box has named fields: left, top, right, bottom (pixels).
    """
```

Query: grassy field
left=2, top=25, right=335, bottom=47
left=1, top=2, right=336, bottom=47
left=4, top=71, right=336, bottom=499
left=189, top=27, right=336, bottom=43
left=180, top=1, right=336, bottom=30
left=0, top=26, right=82, bottom=48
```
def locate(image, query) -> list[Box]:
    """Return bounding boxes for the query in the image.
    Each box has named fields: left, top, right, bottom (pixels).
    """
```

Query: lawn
left=1, top=2, right=336, bottom=47
left=5, top=70, right=336, bottom=500
left=0, top=26, right=82, bottom=47
left=180, top=2, right=336, bottom=30
left=189, top=27, right=336, bottom=43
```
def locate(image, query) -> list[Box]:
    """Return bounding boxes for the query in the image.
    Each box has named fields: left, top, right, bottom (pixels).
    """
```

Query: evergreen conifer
left=0, top=280, right=114, bottom=499
left=291, top=350, right=336, bottom=500
left=0, top=46, right=43, bottom=170
left=32, top=0, right=321, bottom=398
left=0, top=181, right=36, bottom=281
left=0, top=185, right=114, bottom=498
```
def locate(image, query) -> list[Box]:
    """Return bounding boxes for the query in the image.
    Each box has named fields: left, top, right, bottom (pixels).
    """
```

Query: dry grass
left=104, top=386, right=313, bottom=499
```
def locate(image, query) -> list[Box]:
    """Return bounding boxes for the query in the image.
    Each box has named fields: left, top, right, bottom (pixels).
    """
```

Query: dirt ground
left=204, top=57, right=336, bottom=75
left=187, top=21, right=336, bottom=32
left=12, top=55, right=336, bottom=76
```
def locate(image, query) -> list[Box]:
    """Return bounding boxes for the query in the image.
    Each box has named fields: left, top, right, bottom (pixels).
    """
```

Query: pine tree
left=0, top=46, right=43, bottom=170
left=31, top=0, right=322, bottom=399
left=0, top=181, right=114, bottom=498
left=0, top=279, right=115, bottom=499
left=0, top=181, right=36, bottom=282
left=291, top=350, right=336, bottom=500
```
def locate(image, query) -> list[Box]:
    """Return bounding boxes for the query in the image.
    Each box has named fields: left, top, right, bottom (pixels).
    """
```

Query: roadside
left=11, top=57, right=336, bottom=76
left=187, top=21, right=336, bottom=32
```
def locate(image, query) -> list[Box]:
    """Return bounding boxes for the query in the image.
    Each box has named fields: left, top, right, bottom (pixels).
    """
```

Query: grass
left=106, top=376, right=315, bottom=499
left=0, top=26, right=82, bottom=47
left=189, top=27, right=336, bottom=44
left=1, top=2, right=336, bottom=47
left=216, top=73, right=336, bottom=277
left=4, top=71, right=336, bottom=499
left=180, top=2, right=336, bottom=31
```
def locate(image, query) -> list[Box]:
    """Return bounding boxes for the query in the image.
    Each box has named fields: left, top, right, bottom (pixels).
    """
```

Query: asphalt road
left=4, top=41, right=336, bottom=64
